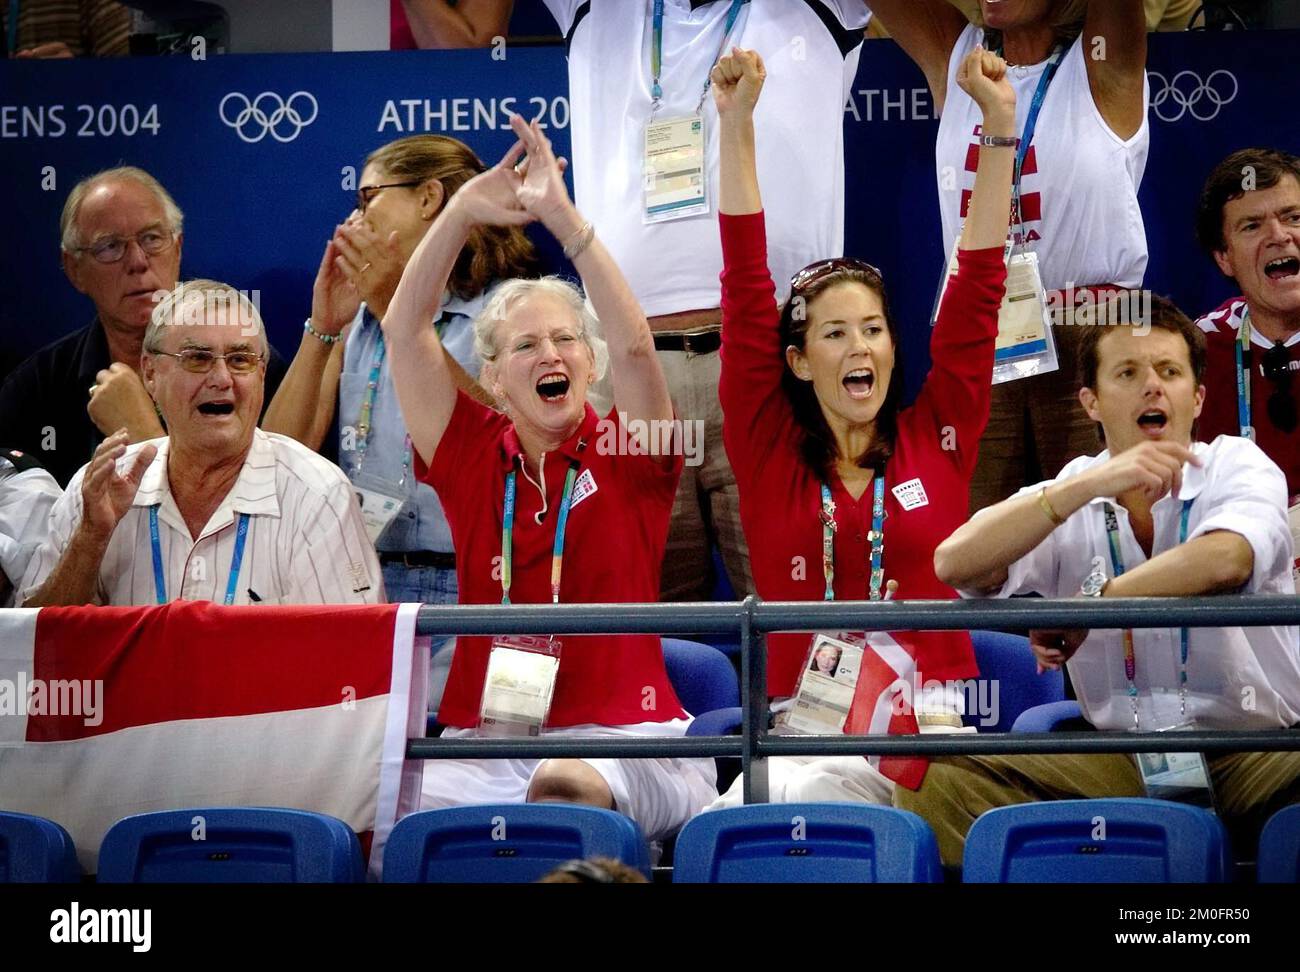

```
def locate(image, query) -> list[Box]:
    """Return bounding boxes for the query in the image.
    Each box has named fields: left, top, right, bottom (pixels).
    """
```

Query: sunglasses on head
left=789, top=258, right=884, bottom=297
left=1262, top=341, right=1297, bottom=433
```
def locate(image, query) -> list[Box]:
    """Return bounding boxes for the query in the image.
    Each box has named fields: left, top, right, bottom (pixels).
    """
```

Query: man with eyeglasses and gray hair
left=19, top=279, right=381, bottom=608
left=0, top=165, right=287, bottom=487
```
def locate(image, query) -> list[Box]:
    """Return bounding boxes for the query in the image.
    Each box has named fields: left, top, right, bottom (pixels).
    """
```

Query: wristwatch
left=1080, top=566, right=1109, bottom=598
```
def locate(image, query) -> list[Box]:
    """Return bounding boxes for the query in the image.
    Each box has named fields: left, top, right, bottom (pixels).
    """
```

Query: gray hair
left=145, top=279, right=268, bottom=357
left=473, top=276, right=609, bottom=383
left=60, top=166, right=185, bottom=252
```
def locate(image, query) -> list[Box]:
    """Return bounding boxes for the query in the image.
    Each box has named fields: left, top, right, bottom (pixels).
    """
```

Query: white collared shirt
left=964, top=436, right=1300, bottom=730
left=19, top=429, right=383, bottom=607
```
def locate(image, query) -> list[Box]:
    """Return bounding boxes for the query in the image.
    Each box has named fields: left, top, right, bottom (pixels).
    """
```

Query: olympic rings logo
left=218, top=91, right=319, bottom=143
left=1147, top=70, right=1238, bottom=123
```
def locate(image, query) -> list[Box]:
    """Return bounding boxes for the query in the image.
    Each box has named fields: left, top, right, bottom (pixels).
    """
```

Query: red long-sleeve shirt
left=719, top=211, right=1007, bottom=697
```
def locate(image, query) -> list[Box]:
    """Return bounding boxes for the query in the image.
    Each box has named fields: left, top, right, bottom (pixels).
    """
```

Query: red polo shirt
left=1197, top=296, right=1300, bottom=499
left=719, top=211, right=1006, bottom=697
left=418, top=392, right=687, bottom=728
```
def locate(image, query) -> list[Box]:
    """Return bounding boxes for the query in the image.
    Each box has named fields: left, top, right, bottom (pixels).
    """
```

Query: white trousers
left=705, top=755, right=895, bottom=810
left=420, top=719, right=718, bottom=843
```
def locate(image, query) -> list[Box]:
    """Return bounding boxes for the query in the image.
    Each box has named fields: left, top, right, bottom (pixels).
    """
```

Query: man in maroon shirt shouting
left=1195, top=148, right=1300, bottom=497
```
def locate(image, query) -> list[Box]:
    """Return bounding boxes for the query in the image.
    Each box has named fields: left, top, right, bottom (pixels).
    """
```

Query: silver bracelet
left=561, top=221, right=595, bottom=261
left=978, top=134, right=1020, bottom=149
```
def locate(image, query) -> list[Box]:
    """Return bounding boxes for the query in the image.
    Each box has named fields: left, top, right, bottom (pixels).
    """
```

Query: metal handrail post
left=740, top=594, right=769, bottom=803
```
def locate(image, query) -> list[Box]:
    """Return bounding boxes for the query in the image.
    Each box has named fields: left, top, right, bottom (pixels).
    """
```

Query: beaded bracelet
left=303, top=318, right=342, bottom=345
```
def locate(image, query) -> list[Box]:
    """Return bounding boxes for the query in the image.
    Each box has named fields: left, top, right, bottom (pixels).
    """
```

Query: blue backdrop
left=2, top=30, right=1297, bottom=402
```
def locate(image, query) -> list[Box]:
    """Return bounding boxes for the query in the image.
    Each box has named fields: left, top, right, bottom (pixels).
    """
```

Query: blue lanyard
left=1102, top=497, right=1193, bottom=726
left=650, top=0, right=747, bottom=113
left=1234, top=308, right=1254, bottom=439
left=355, top=314, right=441, bottom=484
left=1009, top=46, right=1064, bottom=240
left=819, top=475, right=886, bottom=601
left=500, top=449, right=584, bottom=605
left=149, top=506, right=251, bottom=606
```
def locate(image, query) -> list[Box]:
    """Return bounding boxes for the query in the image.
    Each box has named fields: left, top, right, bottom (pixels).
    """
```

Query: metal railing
left=409, top=595, right=1300, bottom=803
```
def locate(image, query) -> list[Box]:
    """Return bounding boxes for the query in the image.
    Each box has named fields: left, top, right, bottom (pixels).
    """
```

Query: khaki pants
left=968, top=324, right=1099, bottom=514
left=654, top=347, right=754, bottom=601
left=894, top=751, right=1300, bottom=869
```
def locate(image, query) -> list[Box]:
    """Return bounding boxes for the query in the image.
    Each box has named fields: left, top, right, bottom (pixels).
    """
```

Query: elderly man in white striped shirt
left=20, top=280, right=383, bottom=607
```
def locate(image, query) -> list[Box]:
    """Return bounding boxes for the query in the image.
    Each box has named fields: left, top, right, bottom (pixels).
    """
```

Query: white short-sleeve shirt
left=544, top=0, right=872, bottom=316
left=19, top=429, right=384, bottom=607
left=964, top=436, right=1300, bottom=731
left=0, top=455, right=61, bottom=607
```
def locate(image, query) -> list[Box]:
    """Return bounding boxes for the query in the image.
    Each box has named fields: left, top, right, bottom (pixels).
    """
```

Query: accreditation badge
left=776, top=632, right=866, bottom=736
left=931, top=237, right=1060, bottom=385
left=643, top=114, right=708, bottom=224
left=478, top=635, right=562, bottom=737
left=350, top=472, right=407, bottom=546
left=1133, top=711, right=1217, bottom=811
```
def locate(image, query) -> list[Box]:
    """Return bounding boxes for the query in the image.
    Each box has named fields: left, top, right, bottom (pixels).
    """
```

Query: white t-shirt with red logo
left=935, top=23, right=1151, bottom=290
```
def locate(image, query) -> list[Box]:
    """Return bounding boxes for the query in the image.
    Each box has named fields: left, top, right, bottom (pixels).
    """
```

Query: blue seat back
left=0, top=811, right=80, bottom=883
left=1259, top=804, right=1300, bottom=883
left=382, top=804, right=651, bottom=883
left=662, top=638, right=740, bottom=716
left=1011, top=700, right=1084, bottom=732
left=964, top=798, right=1229, bottom=883
left=673, top=803, right=942, bottom=883
left=966, top=631, right=1064, bottom=733
left=97, top=808, right=363, bottom=883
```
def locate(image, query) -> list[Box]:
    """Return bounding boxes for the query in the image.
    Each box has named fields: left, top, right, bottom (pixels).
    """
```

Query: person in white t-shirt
left=869, top=0, right=1151, bottom=515
left=20, top=280, right=382, bottom=608
left=895, top=294, right=1300, bottom=868
left=541, top=0, right=872, bottom=600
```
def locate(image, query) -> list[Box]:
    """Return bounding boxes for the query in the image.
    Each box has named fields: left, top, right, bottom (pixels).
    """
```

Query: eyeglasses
left=356, top=181, right=422, bottom=214
left=151, top=348, right=264, bottom=374
left=790, top=258, right=884, bottom=296
left=1262, top=342, right=1297, bottom=433
left=76, top=229, right=174, bottom=265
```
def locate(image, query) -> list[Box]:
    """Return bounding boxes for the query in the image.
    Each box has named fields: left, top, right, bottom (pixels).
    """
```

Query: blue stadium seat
left=0, top=811, right=80, bottom=883
left=685, top=707, right=742, bottom=737
left=382, top=804, right=652, bottom=883
left=1258, top=804, right=1300, bottom=883
left=662, top=638, right=740, bottom=716
left=97, top=808, right=364, bottom=883
left=963, top=799, right=1230, bottom=883
left=672, top=803, right=942, bottom=883
left=1011, top=700, right=1084, bottom=732
left=966, top=631, right=1064, bottom=732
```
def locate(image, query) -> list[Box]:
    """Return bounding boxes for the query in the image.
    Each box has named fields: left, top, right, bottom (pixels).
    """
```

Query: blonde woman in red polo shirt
left=380, top=113, right=716, bottom=843
left=707, top=47, right=1014, bottom=808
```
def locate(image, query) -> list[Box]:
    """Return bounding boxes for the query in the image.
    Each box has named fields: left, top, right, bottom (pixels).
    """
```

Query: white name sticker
left=891, top=477, right=929, bottom=511
left=570, top=468, right=598, bottom=510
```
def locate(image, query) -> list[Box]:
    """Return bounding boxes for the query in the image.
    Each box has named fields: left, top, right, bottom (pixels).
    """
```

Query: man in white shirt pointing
left=897, top=294, right=1300, bottom=868
left=21, top=280, right=382, bottom=608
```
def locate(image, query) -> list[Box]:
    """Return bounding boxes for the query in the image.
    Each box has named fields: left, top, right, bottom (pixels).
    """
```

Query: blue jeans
left=382, top=562, right=458, bottom=716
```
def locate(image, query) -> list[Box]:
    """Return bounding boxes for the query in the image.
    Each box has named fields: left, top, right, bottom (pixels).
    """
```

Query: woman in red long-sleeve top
left=706, top=46, right=1015, bottom=808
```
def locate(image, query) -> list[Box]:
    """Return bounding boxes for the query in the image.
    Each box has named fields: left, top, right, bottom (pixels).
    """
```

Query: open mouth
left=1265, top=256, right=1300, bottom=281
left=842, top=368, right=875, bottom=400
left=197, top=401, right=235, bottom=416
left=1136, top=409, right=1168, bottom=435
left=535, top=373, right=570, bottom=403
